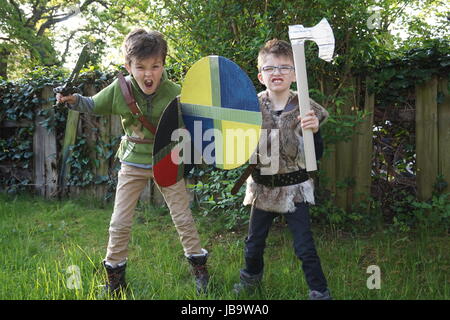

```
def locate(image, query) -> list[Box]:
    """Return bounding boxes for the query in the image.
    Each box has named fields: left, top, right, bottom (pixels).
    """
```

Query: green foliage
left=388, top=191, right=450, bottom=234
left=0, top=126, right=34, bottom=193
left=0, top=1, right=74, bottom=78
left=310, top=193, right=383, bottom=234
left=0, top=67, right=64, bottom=121
left=0, top=67, right=63, bottom=193
left=366, top=38, right=450, bottom=99
left=65, top=136, right=95, bottom=187
left=188, top=166, right=250, bottom=230
left=311, top=188, right=450, bottom=235
left=0, top=66, right=119, bottom=196
left=321, top=108, right=369, bottom=145
left=147, top=0, right=391, bottom=87
left=0, top=0, right=138, bottom=80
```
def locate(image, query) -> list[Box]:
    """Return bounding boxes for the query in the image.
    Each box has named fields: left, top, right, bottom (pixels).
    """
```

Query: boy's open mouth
left=144, top=79, right=153, bottom=89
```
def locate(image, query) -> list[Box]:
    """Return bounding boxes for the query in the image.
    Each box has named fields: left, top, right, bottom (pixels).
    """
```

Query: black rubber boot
left=233, top=269, right=263, bottom=295
left=187, top=250, right=209, bottom=294
left=102, top=261, right=127, bottom=297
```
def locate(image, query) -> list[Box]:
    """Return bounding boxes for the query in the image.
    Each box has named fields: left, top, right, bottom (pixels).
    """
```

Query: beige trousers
left=105, top=164, right=203, bottom=266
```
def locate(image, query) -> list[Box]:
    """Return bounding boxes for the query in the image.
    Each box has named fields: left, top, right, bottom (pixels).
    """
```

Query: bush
left=390, top=193, right=450, bottom=233
left=188, top=165, right=250, bottom=230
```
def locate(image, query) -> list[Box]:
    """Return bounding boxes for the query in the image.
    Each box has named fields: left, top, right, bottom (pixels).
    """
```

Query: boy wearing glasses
left=233, top=39, right=331, bottom=300
left=56, top=29, right=209, bottom=296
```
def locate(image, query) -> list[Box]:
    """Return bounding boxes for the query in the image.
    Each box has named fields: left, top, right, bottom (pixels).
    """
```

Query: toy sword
left=54, top=43, right=91, bottom=197
left=53, top=43, right=91, bottom=106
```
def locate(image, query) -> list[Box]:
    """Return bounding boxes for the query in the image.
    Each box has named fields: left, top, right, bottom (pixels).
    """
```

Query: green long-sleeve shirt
left=72, top=71, right=180, bottom=165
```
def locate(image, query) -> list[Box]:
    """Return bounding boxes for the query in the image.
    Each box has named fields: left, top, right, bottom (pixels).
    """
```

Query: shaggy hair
left=122, top=29, right=168, bottom=65
left=257, top=39, right=294, bottom=70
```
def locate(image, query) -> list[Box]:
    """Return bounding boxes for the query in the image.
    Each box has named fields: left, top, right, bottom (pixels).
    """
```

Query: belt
left=122, top=135, right=154, bottom=144
left=251, top=168, right=309, bottom=187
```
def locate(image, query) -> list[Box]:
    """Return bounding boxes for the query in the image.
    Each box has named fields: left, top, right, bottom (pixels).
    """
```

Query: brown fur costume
left=243, top=90, right=329, bottom=213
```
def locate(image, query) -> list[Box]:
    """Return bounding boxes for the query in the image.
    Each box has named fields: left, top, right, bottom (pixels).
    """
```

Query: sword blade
left=66, top=43, right=91, bottom=85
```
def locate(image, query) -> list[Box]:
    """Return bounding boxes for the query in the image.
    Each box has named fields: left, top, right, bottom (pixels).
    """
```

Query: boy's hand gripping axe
left=289, top=18, right=334, bottom=171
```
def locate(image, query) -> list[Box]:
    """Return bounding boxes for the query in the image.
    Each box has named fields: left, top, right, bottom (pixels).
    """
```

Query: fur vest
left=243, top=90, right=329, bottom=213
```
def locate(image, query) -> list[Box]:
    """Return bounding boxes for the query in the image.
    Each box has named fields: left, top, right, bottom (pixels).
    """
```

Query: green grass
left=0, top=193, right=448, bottom=300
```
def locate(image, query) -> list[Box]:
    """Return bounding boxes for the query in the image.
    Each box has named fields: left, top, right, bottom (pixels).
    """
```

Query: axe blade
left=289, top=18, right=335, bottom=62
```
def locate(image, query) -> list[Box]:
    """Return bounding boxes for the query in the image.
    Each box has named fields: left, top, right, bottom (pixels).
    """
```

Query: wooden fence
left=2, top=84, right=166, bottom=206
left=320, top=75, right=450, bottom=211
left=1, top=76, right=449, bottom=208
left=416, top=77, right=450, bottom=201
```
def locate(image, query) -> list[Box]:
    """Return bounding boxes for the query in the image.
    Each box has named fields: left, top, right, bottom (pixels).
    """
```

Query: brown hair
left=122, top=29, right=168, bottom=65
left=257, top=39, right=294, bottom=70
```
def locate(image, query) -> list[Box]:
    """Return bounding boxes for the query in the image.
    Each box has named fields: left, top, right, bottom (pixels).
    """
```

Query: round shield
left=180, top=56, right=261, bottom=170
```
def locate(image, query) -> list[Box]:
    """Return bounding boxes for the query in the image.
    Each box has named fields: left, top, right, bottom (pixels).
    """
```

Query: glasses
left=260, top=65, right=295, bottom=75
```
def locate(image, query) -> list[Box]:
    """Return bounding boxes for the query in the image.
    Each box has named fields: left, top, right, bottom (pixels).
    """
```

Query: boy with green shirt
left=57, top=29, right=209, bottom=296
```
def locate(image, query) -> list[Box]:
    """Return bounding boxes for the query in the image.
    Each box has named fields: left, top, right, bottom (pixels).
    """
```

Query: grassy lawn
left=0, top=193, right=448, bottom=300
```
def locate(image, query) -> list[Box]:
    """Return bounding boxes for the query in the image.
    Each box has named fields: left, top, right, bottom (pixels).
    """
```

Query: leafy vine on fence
left=0, top=66, right=119, bottom=197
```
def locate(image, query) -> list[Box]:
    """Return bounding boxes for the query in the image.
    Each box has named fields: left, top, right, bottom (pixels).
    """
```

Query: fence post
left=318, top=74, right=337, bottom=200
left=438, top=78, right=450, bottom=194
left=353, top=79, right=374, bottom=203
left=334, top=78, right=355, bottom=211
left=34, top=86, right=58, bottom=197
left=416, top=77, right=438, bottom=201
left=60, top=109, right=80, bottom=196
left=320, top=145, right=337, bottom=197
left=84, top=84, right=110, bottom=200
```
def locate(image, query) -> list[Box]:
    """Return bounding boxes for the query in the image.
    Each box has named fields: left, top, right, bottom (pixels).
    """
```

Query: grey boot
left=309, top=289, right=332, bottom=300
left=233, top=269, right=263, bottom=295
left=187, top=249, right=209, bottom=294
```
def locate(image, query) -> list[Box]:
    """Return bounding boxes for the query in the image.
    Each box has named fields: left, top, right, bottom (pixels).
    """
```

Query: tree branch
left=8, top=0, right=24, bottom=23
left=382, top=0, right=413, bottom=30
left=60, top=31, right=78, bottom=65
left=36, top=0, right=105, bottom=36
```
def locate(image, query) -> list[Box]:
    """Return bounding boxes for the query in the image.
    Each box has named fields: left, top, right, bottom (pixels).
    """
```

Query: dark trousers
left=243, top=202, right=328, bottom=292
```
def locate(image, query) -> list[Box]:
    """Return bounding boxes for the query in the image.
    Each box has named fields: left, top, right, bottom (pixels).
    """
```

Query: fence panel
left=33, top=86, right=58, bottom=197
left=416, top=77, right=439, bottom=201
left=60, top=109, right=80, bottom=195
left=353, top=79, right=375, bottom=204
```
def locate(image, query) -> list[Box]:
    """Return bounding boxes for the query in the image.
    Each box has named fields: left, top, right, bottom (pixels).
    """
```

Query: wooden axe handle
left=291, top=42, right=317, bottom=171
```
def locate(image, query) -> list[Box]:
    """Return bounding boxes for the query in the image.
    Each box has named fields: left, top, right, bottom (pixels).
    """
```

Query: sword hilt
left=52, top=85, right=82, bottom=108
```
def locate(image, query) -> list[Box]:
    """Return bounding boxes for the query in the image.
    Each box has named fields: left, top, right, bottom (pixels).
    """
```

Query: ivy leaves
left=0, top=67, right=118, bottom=194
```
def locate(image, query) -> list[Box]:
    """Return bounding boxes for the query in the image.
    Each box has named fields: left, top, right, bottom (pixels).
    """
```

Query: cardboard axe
left=289, top=18, right=334, bottom=171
